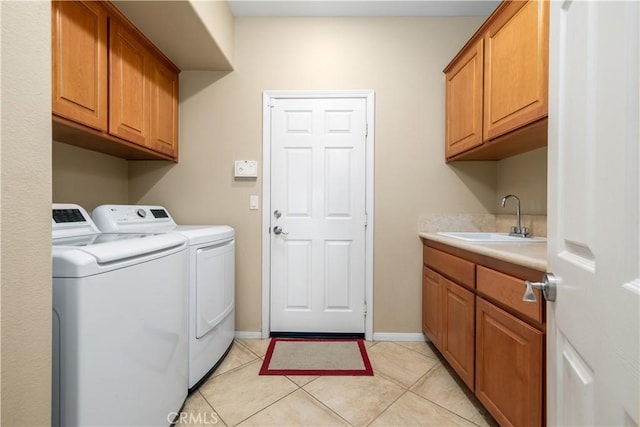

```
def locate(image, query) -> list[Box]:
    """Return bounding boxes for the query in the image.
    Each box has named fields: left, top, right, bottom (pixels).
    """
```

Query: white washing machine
left=92, top=205, right=235, bottom=390
left=52, top=204, right=188, bottom=427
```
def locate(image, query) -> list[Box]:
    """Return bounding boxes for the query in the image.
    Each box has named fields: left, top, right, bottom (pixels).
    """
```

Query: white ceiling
left=228, top=0, right=500, bottom=17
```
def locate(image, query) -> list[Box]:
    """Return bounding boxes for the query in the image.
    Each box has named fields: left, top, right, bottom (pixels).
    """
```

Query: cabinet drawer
left=424, top=246, right=475, bottom=290
left=476, top=265, right=542, bottom=324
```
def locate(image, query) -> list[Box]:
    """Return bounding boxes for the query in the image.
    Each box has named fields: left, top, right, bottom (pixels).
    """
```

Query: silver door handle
left=523, top=273, right=558, bottom=302
left=274, top=210, right=282, bottom=219
left=273, top=226, right=288, bottom=235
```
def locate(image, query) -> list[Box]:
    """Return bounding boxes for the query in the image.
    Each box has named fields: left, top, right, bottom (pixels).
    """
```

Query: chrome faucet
left=501, top=194, right=530, bottom=238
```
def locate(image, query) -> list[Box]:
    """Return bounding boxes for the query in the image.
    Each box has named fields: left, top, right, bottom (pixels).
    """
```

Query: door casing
left=261, top=90, right=375, bottom=340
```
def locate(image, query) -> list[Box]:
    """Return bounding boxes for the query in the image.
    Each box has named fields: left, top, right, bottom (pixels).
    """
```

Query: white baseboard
left=372, top=332, right=426, bottom=342
left=235, top=331, right=263, bottom=340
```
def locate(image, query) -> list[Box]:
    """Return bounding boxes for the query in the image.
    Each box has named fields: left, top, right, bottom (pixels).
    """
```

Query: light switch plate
left=234, top=160, right=258, bottom=178
left=250, top=195, right=259, bottom=210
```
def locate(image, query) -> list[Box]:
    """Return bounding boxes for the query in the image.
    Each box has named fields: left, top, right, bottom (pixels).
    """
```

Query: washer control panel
left=92, top=205, right=176, bottom=233
left=52, top=203, right=101, bottom=238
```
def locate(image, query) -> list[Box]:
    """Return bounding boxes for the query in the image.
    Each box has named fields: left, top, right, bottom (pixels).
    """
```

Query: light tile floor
left=178, top=339, right=497, bottom=427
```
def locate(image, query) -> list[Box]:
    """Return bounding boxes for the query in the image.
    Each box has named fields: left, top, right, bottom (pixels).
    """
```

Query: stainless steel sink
left=437, top=232, right=546, bottom=243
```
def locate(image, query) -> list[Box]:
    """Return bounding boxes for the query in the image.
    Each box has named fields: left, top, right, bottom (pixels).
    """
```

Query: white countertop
left=419, top=232, right=547, bottom=272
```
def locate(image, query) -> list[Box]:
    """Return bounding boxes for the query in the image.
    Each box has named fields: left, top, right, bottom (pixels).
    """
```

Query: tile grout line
left=233, top=338, right=267, bottom=360
left=364, top=387, right=411, bottom=426
left=365, top=343, right=438, bottom=427
left=405, top=389, right=490, bottom=427
left=196, top=390, right=231, bottom=427
left=208, top=341, right=264, bottom=380
left=234, top=391, right=298, bottom=425
left=197, top=339, right=491, bottom=427
left=231, top=379, right=308, bottom=426
left=367, top=343, right=442, bottom=391
left=403, top=361, right=494, bottom=425
left=298, top=387, right=355, bottom=426
left=393, top=340, right=441, bottom=361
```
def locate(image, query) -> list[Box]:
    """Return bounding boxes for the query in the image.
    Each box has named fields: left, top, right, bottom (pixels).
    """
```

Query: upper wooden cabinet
left=109, top=17, right=151, bottom=147
left=52, top=1, right=180, bottom=161
left=445, top=39, right=484, bottom=158
left=149, top=56, right=180, bottom=158
left=444, top=0, right=549, bottom=161
left=483, top=0, right=549, bottom=141
left=52, top=1, right=108, bottom=132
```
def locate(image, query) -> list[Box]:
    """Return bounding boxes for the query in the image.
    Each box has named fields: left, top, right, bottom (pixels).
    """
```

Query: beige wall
left=496, top=147, right=547, bottom=215
left=0, top=1, right=52, bottom=424
left=190, top=0, right=235, bottom=66
left=52, top=142, right=129, bottom=212
left=129, top=17, right=497, bottom=334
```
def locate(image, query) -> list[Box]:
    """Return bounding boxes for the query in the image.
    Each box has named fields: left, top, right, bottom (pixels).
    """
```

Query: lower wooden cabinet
left=476, top=297, right=543, bottom=427
left=422, top=267, right=442, bottom=348
left=442, top=277, right=475, bottom=390
left=422, top=242, right=545, bottom=427
left=422, top=267, right=475, bottom=390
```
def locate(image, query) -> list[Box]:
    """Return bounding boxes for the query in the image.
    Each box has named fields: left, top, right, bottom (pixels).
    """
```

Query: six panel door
left=270, top=97, right=368, bottom=333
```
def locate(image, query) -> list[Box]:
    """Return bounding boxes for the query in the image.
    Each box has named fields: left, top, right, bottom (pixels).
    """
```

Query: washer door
left=195, top=240, right=235, bottom=338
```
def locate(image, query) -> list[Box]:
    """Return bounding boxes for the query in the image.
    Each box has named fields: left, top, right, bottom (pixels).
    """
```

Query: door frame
left=261, top=90, right=375, bottom=340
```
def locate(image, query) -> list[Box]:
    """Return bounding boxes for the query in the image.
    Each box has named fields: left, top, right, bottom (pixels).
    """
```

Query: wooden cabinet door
left=149, top=57, right=179, bottom=158
left=442, top=277, right=475, bottom=390
left=109, top=18, right=150, bottom=147
left=52, top=0, right=108, bottom=131
left=445, top=39, right=484, bottom=158
left=422, top=267, right=443, bottom=347
left=476, top=297, right=543, bottom=427
left=483, top=0, right=549, bottom=140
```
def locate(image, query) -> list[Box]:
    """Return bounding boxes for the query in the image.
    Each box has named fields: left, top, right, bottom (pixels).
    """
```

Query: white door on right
left=548, top=1, right=639, bottom=426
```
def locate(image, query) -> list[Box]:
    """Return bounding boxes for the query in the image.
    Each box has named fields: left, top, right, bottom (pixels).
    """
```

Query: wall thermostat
left=234, top=160, right=258, bottom=178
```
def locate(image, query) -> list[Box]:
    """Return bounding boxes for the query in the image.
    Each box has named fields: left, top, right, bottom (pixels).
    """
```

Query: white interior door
left=547, top=1, right=639, bottom=425
left=269, top=97, right=368, bottom=334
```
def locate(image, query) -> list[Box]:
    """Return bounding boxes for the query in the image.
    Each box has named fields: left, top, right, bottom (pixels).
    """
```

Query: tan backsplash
left=419, top=213, right=497, bottom=233
left=420, top=213, right=547, bottom=237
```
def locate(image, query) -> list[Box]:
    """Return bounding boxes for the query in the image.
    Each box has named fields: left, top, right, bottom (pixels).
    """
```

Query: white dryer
left=52, top=204, right=188, bottom=427
left=92, top=205, right=235, bottom=390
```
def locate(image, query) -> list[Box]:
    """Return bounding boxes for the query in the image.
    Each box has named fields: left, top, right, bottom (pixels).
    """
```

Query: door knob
left=523, top=273, right=558, bottom=302
left=273, top=226, right=288, bottom=235
left=274, top=210, right=282, bottom=219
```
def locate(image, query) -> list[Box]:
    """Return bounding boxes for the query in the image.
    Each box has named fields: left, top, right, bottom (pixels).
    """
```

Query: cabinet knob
left=523, top=273, right=559, bottom=302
